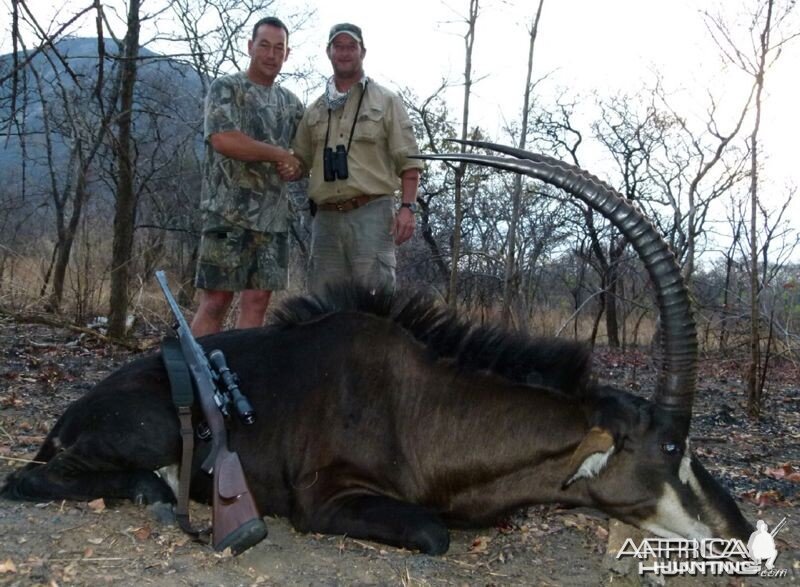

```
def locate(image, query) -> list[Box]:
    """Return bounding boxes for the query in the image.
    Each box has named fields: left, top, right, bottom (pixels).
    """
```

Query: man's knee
left=197, top=289, right=234, bottom=319
left=355, top=252, right=396, bottom=294
left=240, top=289, right=271, bottom=311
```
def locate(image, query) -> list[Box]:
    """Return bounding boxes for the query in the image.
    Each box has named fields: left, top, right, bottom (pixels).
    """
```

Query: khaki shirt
left=292, top=79, right=421, bottom=205
left=201, top=72, right=304, bottom=232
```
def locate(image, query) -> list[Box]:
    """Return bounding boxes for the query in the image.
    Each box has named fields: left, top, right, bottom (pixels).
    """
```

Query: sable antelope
left=2, top=142, right=752, bottom=554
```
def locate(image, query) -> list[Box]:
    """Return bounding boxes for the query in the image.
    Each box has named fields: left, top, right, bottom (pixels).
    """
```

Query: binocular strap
left=325, top=79, right=369, bottom=153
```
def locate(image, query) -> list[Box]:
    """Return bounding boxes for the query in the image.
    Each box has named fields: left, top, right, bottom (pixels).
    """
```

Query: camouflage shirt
left=201, top=72, right=304, bottom=232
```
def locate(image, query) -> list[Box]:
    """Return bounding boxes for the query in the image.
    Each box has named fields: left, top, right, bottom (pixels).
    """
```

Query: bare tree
left=720, top=198, right=746, bottom=353
left=401, top=85, right=457, bottom=288
left=650, top=80, right=752, bottom=285
left=745, top=0, right=771, bottom=417
left=501, top=0, right=545, bottom=328
left=590, top=95, right=667, bottom=347
left=706, top=0, right=799, bottom=417
left=5, top=1, right=117, bottom=313
left=107, top=0, right=141, bottom=338
left=448, top=0, right=479, bottom=308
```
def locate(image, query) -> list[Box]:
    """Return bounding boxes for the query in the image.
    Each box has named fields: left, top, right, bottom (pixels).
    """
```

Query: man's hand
left=391, top=206, right=415, bottom=245
left=210, top=132, right=304, bottom=181
left=275, top=151, right=303, bottom=181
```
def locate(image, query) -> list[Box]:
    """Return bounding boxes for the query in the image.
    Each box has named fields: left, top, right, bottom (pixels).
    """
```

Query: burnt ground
left=0, top=316, right=797, bottom=586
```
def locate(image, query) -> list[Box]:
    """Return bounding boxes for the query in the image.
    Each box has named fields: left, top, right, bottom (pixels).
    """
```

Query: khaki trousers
left=309, top=196, right=396, bottom=296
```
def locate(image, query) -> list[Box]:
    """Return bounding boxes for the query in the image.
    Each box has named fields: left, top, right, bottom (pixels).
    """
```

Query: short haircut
left=251, top=17, right=289, bottom=43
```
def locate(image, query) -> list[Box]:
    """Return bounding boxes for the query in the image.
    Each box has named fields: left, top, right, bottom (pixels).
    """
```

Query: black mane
left=272, top=284, right=592, bottom=395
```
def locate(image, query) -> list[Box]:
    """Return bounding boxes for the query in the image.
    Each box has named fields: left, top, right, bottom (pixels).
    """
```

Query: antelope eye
left=661, top=442, right=682, bottom=455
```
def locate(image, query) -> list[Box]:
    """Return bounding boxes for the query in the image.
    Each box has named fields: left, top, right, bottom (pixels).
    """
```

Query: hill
left=0, top=36, right=206, bottom=190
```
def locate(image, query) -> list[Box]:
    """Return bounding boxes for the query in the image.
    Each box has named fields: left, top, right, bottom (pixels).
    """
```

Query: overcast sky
left=298, top=0, right=800, bottom=237
left=302, top=1, right=798, bottom=188
left=5, top=0, right=800, bottom=229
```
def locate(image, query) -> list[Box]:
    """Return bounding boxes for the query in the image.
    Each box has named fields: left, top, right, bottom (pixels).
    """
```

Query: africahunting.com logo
left=616, top=518, right=788, bottom=577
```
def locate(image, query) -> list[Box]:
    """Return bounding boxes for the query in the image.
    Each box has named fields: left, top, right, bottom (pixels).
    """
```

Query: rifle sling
left=161, top=337, right=210, bottom=543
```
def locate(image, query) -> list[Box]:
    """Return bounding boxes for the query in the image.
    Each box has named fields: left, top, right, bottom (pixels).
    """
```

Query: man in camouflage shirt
left=192, top=16, right=304, bottom=336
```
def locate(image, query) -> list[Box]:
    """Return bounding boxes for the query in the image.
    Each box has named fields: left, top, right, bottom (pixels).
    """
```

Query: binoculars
left=323, top=145, right=349, bottom=181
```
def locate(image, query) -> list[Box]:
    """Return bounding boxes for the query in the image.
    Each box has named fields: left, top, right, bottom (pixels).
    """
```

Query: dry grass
left=0, top=250, right=742, bottom=356
left=3, top=259, right=662, bottom=347
left=0, top=253, right=52, bottom=310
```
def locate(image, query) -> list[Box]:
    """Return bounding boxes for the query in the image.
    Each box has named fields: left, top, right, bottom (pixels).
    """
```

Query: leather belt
left=317, top=194, right=383, bottom=212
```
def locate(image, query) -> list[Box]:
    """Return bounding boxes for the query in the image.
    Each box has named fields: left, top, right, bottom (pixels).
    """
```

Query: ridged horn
left=413, top=139, right=697, bottom=436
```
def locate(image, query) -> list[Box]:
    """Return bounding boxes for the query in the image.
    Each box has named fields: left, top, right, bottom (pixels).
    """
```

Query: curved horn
left=414, top=140, right=697, bottom=436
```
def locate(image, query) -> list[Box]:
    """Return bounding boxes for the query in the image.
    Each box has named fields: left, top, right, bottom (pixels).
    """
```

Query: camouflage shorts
left=194, top=226, right=288, bottom=291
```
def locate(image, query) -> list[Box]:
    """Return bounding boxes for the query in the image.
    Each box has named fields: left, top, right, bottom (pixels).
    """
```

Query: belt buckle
left=335, top=201, right=346, bottom=212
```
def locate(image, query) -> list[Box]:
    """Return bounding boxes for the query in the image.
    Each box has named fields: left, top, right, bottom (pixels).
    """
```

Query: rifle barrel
left=155, top=271, right=193, bottom=334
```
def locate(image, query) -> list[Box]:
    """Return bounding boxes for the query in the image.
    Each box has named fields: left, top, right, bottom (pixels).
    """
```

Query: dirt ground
left=0, top=316, right=797, bottom=586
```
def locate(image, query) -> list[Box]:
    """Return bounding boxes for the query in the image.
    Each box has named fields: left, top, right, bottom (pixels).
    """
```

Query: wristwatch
left=399, top=202, right=419, bottom=213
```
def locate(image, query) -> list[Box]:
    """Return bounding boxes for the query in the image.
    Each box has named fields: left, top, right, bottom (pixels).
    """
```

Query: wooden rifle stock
left=191, top=362, right=267, bottom=554
left=212, top=450, right=268, bottom=553
left=156, top=271, right=267, bottom=555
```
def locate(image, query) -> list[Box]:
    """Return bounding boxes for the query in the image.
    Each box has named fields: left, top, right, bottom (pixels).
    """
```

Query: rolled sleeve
left=388, top=97, right=422, bottom=175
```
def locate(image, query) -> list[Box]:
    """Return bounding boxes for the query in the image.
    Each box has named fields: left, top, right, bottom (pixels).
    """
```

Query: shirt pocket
left=354, top=106, right=384, bottom=143
left=308, top=108, right=328, bottom=142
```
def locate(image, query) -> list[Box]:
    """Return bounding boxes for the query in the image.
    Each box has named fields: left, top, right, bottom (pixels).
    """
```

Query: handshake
left=276, top=149, right=304, bottom=182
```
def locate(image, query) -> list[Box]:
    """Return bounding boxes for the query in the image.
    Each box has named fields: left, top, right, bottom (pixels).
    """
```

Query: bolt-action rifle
left=155, top=270, right=267, bottom=554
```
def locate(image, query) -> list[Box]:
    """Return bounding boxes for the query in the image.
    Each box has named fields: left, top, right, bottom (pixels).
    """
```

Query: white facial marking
left=565, top=446, right=614, bottom=487
left=679, top=448, right=723, bottom=532
left=681, top=449, right=706, bottom=499
left=678, top=453, right=693, bottom=485
left=156, top=465, right=180, bottom=499
left=642, top=483, right=712, bottom=539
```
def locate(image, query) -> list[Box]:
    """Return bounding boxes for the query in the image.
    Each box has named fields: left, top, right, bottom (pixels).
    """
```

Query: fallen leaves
left=0, top=392, right=22, bottom=409
left=133, top=526, right=152, bottom=541
left=764, top=463, right=800, bottom=483
left=594, top=525, right=609, bottom=541
left=740, top=489, right=787, bottom=507
left=468, top=535, right=492, bottom=554
left=87, top=498, right=106, bottom=513
left=0, top=559, right=16, bottom=574
left=13, top=434, right=46, bottom=446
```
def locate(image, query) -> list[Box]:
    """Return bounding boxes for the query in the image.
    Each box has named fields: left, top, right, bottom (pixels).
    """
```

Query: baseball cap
left=328, top=23, right=364, bottom=47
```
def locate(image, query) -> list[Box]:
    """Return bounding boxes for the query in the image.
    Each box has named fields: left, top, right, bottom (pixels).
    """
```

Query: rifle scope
left=208, top=350, right=256, bottom=425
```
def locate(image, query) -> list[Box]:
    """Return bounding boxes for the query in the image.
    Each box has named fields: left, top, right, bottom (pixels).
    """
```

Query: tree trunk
left=720, top=251, right=734, bottom=353
left=419, top=200, right=450, bottom=284
left=604, top=271, right=620, bottom=348
left=49, top=146, right=90, bottom=310
left=108, top=0, right=141, bottom=338
left=448, top=0, right=479, bottom=308
left=501, top=0, right=544, bottom=328
left=604, top=238, right=624, bottom=348
left=746, top=0, right=774, bottom=418
left=590, top=295, right=604, bottom=348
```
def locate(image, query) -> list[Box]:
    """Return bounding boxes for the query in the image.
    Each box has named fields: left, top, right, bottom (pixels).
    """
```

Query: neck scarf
left=324, top=75, right=367, bottom=111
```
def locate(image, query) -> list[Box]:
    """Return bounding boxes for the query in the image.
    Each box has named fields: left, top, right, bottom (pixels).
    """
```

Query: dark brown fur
left=2, top=286, right=751, bottom=554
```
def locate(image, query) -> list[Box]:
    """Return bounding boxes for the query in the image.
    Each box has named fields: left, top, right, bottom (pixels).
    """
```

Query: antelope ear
left=561, top=427, right=615, bottom=489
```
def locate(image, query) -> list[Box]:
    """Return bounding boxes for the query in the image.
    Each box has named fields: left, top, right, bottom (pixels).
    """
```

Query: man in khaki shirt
left=292, top=23, right=421, bottom=295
